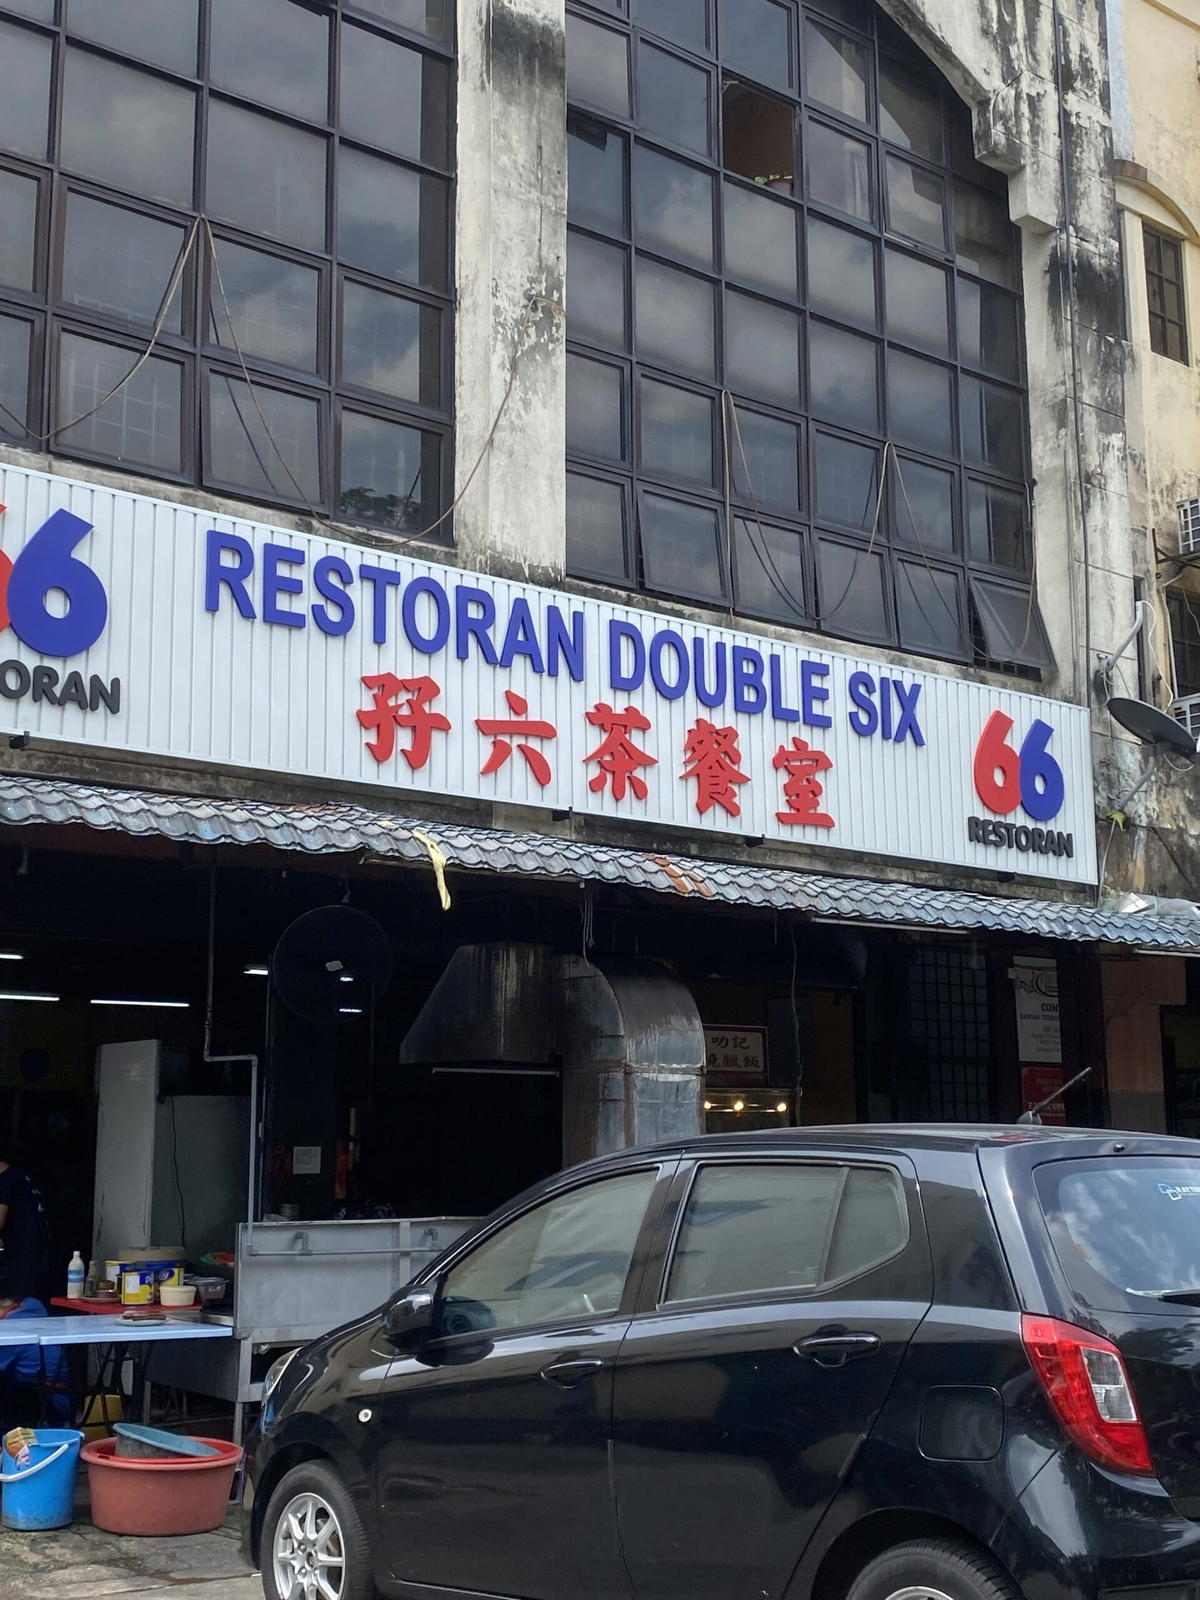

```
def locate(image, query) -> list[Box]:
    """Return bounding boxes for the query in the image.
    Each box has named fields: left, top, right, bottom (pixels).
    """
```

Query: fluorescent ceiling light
left=244, top=966, right=269, bottom=977
left=90, top=998, right=189, bottom=1009
left=339, top=1006, right=363, bottom=1015
left=0, top=991, right=58, bottom=1003
left=0, top=953, right=23, bottom=962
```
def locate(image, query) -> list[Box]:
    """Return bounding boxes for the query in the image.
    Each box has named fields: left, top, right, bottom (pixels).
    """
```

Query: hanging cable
left=205, top=215, right=555, bottom=546
left=0, top=215, right=201, bottom=442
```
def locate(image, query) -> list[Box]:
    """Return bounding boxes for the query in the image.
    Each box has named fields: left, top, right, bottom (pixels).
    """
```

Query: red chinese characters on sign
left=583, top=702, right=657, bottom=802
left=357, top=674, right=451, bottom=770
left=1021, top=1065, right=1067, bottom=1125
left=355, top=674, right=844, bottom=831
left=476, top=690, right=557, bottom=787
left=681, top=719, right=750, bottom=818
left=773, top=736, right=835, bottom=828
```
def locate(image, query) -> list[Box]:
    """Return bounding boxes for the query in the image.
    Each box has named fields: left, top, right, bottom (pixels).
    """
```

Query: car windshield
left=1035, top=1157, right=1200, bottom=1311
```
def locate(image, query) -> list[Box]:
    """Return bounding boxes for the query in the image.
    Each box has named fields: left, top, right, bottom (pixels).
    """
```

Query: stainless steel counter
left=148, top=1215, right=477, bottom=1440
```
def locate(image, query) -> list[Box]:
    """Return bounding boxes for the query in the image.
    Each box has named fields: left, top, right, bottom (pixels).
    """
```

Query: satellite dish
left=271, top=906, right=393, bottom=1025
left=1107, top=697, right=1197, bottom=757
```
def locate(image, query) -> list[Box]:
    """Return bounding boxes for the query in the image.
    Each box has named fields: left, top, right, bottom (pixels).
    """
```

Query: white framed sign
left=1012, top=957, right=1063, bottom=1063
left=0, top=464, right=1097, bottom=882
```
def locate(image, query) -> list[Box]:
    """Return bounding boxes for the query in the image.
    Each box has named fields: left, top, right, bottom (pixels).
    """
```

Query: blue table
left=35, top=1315, right=232, bottom=1347
left=35, top=1315, right=233, bottom=1427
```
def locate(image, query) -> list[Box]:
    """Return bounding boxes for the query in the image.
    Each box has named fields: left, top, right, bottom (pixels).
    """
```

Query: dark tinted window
left=210, top=0, right=329, bottom=121
left=0, top=170, right=38, bottom=293
left=1036, top=1159, right=1200, bottom=1313
left=62, top=49, right=195, bottom=206
left=1144, top=225, right=1188, bottom=364
left=564, top=0, right=1037, bottom=669
left=442, top=1169, right=657, bottom=1332
left=0, top=21, right=52, bottom=160
left=67, top=0, right=199, bottom=75
left=666, top=1162, right=908, bottom=1301
left=0, top=1, right=454, bottom=532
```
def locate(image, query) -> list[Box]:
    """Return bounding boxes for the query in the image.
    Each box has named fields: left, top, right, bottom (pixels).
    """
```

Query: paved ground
left=0, top=1503, right=260, bottom=1597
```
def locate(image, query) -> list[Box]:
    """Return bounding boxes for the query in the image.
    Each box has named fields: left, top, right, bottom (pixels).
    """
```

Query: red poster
left=1021, top=1065, right=1068, bottom=1125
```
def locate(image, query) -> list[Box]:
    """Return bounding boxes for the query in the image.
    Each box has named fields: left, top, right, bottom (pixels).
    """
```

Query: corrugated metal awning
left=0, top=771, right=1197, bottom=952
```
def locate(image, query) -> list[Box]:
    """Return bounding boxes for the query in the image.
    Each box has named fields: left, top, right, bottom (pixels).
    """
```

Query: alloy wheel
left=271, top=1490, right=348, bottom=1600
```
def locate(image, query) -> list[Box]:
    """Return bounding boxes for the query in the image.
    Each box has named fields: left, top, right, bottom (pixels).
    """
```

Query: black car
left=243, top=1125, right=1200, bottom=1600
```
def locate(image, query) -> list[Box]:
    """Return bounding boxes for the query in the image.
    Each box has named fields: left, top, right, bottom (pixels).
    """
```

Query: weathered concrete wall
left=453, top=0, right=567, bottom=583
left=1098, top=0, right=1200, bottom=899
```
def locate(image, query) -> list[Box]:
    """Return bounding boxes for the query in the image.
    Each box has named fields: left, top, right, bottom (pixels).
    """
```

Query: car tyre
left=845, top=1539, right=1021, bottom=1600
left=261, top=1459, right=375, bottom=1600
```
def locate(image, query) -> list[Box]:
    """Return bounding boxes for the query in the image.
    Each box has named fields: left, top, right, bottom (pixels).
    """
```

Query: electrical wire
left=206, top=215, right=555, bottom=546
left=724, top=394, right=811, bottom=619
left=5, top=207, right=552, bottom=557
left=0, top=215, right=201, bottom=442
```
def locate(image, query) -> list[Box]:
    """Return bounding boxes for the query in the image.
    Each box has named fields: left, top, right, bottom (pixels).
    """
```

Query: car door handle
left=793, top=1333, right=882, bottom=1367
left=540, top=1358, right=604, bottom=1388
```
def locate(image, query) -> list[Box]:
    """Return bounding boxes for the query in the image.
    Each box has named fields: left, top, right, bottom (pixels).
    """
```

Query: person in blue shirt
left=0, top=1296, right=70, bottom=1429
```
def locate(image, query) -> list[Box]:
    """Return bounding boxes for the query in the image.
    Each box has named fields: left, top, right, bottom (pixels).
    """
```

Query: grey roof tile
left=1, top=773, right=1197, bottom=951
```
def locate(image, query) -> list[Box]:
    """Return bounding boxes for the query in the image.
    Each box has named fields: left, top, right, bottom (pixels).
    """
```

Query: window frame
left=655, top=1155, right=913, bottom=1311
left=1144, top=222, right=1189, bottom=365
left=565, top=0, right=1041, bottom=674
left=424, top=1162, right=672, bottom=1343
left=0, top=0, right=455, bottom=539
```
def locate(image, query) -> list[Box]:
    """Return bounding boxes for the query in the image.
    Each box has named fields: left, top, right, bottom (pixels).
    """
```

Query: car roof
left=570, top=1122, right=1200, bottom=1173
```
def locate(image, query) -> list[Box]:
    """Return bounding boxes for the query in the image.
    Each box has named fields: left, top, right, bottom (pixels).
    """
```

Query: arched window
left=565, top=0, right=1050, bottom=670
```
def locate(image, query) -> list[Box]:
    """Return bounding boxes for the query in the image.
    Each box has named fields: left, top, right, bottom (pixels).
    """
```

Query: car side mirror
left=385, top=1288, right=436, bottom=1349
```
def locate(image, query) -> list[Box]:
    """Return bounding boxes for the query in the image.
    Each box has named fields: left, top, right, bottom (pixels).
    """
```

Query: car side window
left=439, top=1168, right=658, bottom=1334
left=664, top=1162, right=908, bottom=1304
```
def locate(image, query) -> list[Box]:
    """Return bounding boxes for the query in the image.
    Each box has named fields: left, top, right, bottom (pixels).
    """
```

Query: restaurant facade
left=0, top=0, right=1198, bottom=1354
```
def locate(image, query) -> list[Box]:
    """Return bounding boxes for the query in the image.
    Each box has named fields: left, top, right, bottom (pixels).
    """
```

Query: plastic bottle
left=84, top=1259, right=98, bottom=1299
left=66, top=1250, right=85, bottom=1299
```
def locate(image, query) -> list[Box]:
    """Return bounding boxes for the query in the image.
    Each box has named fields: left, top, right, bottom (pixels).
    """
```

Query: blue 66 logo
left=0, top=510, right=108, bottom=659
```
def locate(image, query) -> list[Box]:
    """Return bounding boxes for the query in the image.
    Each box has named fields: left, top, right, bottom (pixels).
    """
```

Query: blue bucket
left=1, top=1429, right=83, bottom=1530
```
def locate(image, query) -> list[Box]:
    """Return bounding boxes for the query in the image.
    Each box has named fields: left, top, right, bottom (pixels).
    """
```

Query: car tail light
left=1022, top=1313, right=1153, bottom=1475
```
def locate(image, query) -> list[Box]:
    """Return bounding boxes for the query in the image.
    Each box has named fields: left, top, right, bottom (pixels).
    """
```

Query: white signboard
left=704, top=1026, right=768, bottom=1084
left=1012, top=957, right=1063, bottom=1063
left=0, top=465, right=1097, bottom=883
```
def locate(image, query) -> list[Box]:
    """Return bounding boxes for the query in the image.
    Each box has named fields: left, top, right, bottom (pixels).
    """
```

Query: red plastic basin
left=81, top=1436, right=243, bottom=1536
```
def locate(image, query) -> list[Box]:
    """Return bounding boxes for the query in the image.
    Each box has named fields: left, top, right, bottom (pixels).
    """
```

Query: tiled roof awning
left=0, top=772, right=1197, bottom=952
